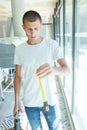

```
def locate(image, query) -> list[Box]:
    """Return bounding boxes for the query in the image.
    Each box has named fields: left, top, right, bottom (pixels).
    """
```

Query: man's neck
left=27, top=37, right=43, bottom=45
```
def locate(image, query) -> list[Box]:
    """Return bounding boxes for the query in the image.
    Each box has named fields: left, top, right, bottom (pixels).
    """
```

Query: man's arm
left=55, top=58, right=70, bottom=75
left=36, top=58, right=70, bottom=78
left=13, top=64, right=22, bottom=115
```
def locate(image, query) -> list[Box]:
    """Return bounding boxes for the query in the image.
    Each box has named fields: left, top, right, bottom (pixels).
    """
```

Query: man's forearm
left=54, top=66, right=70, bottom=76
left=14, top=76, right=21, bottom=104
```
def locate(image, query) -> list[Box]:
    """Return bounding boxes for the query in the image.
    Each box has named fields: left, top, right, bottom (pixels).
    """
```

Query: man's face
left=23, top=19, right=42, bottom=42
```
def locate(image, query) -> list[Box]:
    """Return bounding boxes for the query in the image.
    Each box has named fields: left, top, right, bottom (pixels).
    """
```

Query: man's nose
left=31, top=30, right=35, bottom=35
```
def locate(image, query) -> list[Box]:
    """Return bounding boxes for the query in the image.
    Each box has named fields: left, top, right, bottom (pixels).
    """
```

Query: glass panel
left=41, top=24, right=52, bottom=38
left=60, top=6, right=63, bottom=48
left=55, top=14, right=60, bottom=44
left=74, top=0, right=87, bottom=129
left=65, top=0, right=72, bottom=109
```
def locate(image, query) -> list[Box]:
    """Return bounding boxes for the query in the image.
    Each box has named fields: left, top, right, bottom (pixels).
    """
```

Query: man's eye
left=27, top=28, right=31, bottom=30
left=35, top=28, right=38, bottom=30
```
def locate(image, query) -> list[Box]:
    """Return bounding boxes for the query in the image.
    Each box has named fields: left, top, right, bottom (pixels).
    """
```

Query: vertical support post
left=71, top=0, right=77, bottom=114
left=11, top=0, right=25, bottom=36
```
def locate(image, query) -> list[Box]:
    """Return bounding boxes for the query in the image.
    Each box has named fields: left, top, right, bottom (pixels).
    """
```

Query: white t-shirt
left=14, top=38, right=63, bottom=107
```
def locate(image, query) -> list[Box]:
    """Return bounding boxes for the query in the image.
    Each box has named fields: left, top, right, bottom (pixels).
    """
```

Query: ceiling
left=0, top=0, right=57, bottom=22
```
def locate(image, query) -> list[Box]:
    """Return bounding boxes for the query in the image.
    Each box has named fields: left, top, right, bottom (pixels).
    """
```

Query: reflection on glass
left=64, top=0, right=72, bottom=109
left=55, top=14, right=60, bottom=44
left=74, top=0, right=87, bottom=129
left=60, top=6, right=63, bottom=49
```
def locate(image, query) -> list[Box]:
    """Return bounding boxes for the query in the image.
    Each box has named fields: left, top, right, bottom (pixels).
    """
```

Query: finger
left=37, top=67, right=53, bottom=78
left=39, top=63, right=49, bottom=68
left=14, top=108, right=23, bottom=117
left=19, top=108, right=23, bottom=113
left=37, top=68, right=51, bottom=77
left=37, top=63, right=49, bottom=70
left=13, top=111, right=17, bottom=117
left=37, top=64, right=51, bottom=74
left=38, top=71, right=52, bottom=78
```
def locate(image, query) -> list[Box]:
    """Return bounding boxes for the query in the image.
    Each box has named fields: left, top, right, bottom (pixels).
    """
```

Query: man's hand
left=13, top=101, right=23, bottom=116
left=36, top=60, right=70, bottom=78
left=36, top=63, right=55, bottom=78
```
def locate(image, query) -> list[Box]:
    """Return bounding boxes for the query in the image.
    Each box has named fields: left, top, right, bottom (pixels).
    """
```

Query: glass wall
left=64, top=0, right=72, bottom=109
left=54, top=14, right=60, bottom=43
left=41, top=23, right=53, bottom=38
left=60, top=6, right=63, bottom=48
left=74, top=0, right=87, bottom=129
left=54, top=0, right=87, bottom=129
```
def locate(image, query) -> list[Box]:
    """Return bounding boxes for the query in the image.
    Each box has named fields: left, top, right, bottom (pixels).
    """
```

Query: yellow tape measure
left=38, top=77, right=49, bottom=111
left=38, top=77, right=47, bottom=102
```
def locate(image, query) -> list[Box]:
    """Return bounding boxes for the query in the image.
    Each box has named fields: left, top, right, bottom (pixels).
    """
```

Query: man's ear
left=22, top=25, right=25, bottom=30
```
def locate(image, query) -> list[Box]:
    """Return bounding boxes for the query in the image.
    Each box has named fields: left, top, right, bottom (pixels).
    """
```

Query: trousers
left=25, top=105, right=59, bottom=130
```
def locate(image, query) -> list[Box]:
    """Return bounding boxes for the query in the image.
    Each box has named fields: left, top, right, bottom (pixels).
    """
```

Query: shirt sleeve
left=52, top=40, right=64, bottom=61
left=14, top=47, right=22, bottom=65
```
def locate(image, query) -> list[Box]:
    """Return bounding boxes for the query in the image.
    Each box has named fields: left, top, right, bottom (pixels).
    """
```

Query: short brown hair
left=22, top=10, right=42, bottom=24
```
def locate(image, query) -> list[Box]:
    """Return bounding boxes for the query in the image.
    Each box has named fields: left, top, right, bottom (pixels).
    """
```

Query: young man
left=13, top=10, right=70, bottom=130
